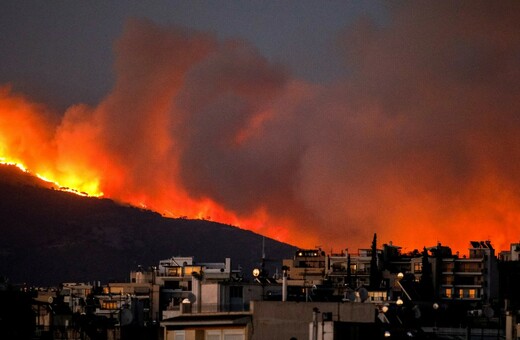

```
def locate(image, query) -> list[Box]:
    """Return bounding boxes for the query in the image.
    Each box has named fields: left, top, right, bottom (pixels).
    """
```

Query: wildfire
left=0, top=81, right=288, bottom=242
left=3, top=7, right=520, bottom=255
left=0, top=158, right=102, bottom=197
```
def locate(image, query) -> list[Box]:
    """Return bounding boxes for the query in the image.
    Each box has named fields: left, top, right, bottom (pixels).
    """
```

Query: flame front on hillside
left=2, top=4, right=520, bottom=253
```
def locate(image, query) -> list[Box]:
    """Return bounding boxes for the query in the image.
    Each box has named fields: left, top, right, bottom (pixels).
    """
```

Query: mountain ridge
left=0, top=164, right=297, bottom=285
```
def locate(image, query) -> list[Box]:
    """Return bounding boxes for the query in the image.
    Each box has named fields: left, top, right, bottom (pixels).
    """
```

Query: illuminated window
left=105, top=286, right=123, bottom=294
left=444, top=288, right=452, bottom=298
left=413, top=263, right=422, bottom=273
left=102, top=301, right=118, bottom=310
left=184, top=266, right=202, bottom=276
left=167, top=267, right=181, bottom=276
left=468, top=289, right=476, bottom=298
left=369, top=291, right=387, bottom=301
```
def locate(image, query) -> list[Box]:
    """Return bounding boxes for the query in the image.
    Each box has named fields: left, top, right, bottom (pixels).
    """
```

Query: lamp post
left=312, top=307, right=320, bottom=340
left=282, top=266, right=288, bottom=302
left=396, top=272, right=412, bottom=301
left=433, top=302, right=439, bottom=331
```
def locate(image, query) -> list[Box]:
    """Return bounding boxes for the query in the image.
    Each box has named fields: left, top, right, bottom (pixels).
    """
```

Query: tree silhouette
left=419, top=247, right=434, bottom=300
left=346, top=254, right=352, bottom=287
left=369, top=233, right=382, bottom=289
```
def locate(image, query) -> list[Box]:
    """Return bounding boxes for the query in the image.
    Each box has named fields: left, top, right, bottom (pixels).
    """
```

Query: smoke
left=2, top=2, right=520, bottom=253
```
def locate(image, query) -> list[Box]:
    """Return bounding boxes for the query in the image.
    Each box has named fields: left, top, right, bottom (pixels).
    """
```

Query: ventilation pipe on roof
left=282, top=266, right=288, bottom=302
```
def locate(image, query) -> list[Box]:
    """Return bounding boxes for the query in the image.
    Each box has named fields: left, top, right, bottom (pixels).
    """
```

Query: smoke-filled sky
left=2, top=1, right=520, bottom=254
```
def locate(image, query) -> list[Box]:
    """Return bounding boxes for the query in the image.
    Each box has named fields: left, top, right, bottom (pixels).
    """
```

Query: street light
left=395, top=273, right=412, bottom=301
left=433, top=302, right=439, bottom=331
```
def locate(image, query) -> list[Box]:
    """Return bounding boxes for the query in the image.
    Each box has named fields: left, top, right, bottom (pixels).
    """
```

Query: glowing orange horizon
left=2, top=157, right=304, bottom=245
left=0, top=158, right=507, bottom=258
left=2, top=9, right=520, bottom=257
left=0, top=121, right=514, bottom=257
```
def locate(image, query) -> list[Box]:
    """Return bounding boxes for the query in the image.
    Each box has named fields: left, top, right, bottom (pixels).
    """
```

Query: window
left=369, top=291, right=387, bottom=301
left=458, top=276, right=477, bottom=285
left=224, top=334, right=244, bottom=340
left=206, top=329, right=245, bottom=340
left=458, top=262, right=481, bottom=272
left=442, top=276, right=453, bottom=285
left=184, top=266, right=202, bottom=276
left=164, top=281, right=180, bottom=289
left=167, top=267, right=181, bottom=276
left=102, top=301, right=118, bottom=310
left=442, top=262, right=454, bottom=272
left=358, top=264, right=367, bottom=273
left=444, top=288, right=452, bottom=298
left=172, top=331, right=185, bottom=340
left=331, top=262, right=345, bottom=272
left=206, top=330, right=221, bottom=340
left=458, top=289, right=478, bottom=299
left=413, top=262, right=422, bottom=273
left=230, top=286, right=243, bottom=299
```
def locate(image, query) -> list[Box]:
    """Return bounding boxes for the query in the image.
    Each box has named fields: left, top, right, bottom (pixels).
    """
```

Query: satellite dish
left=483, top=306, right=494, bottom=318
left=347, top=291, right=356, bottom=302
left=120, top=309, right=133, bottom=326
left=358, top=288, right=369, bottom=302
left=186, top=293, right=196, bottom=303
left=413, top=305, right=421, bottom=319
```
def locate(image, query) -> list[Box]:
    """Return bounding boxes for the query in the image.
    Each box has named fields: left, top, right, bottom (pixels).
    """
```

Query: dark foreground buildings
left=3, top=238, right=520, bottom=339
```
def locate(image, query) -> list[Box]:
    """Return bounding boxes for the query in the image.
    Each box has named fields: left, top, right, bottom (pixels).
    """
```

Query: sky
left=2, top=1, right=520, bottom=254
left=0, top=1, right=382, bottom=111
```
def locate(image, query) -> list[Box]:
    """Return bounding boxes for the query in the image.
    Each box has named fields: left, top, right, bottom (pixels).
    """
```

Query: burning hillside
left=2, top=3, right=520, bottom=253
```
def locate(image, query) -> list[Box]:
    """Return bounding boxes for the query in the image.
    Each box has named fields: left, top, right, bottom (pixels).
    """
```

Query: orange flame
left=3, top=9, right=520, bottom=256
left=0, top=85, right=292, bottom=245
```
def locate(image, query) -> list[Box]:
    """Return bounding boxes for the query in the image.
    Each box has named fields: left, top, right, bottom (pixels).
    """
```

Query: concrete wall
left=201, top=283, right=218, bottom=312
left=250, top=301, right=375, bottom=340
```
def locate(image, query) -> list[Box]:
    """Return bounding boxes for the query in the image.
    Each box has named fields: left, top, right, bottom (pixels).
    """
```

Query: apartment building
left=431, top=241, right=498, bottom=303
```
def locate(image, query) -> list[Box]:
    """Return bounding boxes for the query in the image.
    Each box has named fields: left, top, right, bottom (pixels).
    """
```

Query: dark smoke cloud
left=6, top=2, right=520, bottom=252
left=164, top=1, right=520, bottom=250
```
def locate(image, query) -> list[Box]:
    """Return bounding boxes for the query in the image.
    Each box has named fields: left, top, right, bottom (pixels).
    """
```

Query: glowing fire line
left=0, top=158, right=103, bottom=198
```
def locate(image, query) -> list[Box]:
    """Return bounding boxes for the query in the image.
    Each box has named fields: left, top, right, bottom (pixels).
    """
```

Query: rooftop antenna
left=262, top=236, right=266, bottom=260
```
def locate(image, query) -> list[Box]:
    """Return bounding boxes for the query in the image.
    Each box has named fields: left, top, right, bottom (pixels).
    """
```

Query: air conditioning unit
left=322, top=312, right=333, bottom=321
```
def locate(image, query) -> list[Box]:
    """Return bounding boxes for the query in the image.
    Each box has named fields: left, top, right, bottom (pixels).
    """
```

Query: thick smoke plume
left=2, top=2, right=520, bottom=253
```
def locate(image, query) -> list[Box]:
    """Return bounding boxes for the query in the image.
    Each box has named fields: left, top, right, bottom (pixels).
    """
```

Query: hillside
left=0, top=164, right=297, bottom=285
